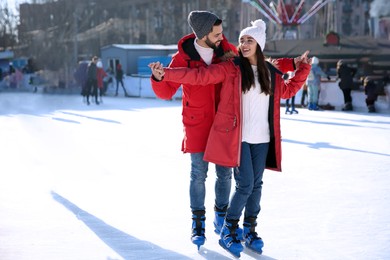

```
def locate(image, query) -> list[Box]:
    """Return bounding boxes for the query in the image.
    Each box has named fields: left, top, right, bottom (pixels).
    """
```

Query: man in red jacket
left=150, top=10, right=238, bottom=249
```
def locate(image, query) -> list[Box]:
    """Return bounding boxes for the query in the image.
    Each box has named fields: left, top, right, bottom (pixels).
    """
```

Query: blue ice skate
left=219, top=219, right=244, bottom=257
left=243, top=217, right=264, bottom=254
left=191, top=210, right=206, bottom=250
left=214, top=209, right=244, bottom=241
left=213, top=209, right=225, bottom=234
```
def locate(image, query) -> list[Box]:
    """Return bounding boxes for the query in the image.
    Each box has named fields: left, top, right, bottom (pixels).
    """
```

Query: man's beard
left=205, top=37, right=221, bottom=50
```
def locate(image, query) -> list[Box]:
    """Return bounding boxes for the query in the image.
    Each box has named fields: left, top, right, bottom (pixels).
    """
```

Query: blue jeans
left=190, top=153, right=232, bottom=212
left=307, top=82, right=320, bottom=104
left=227, top=142, right=269, bottom=220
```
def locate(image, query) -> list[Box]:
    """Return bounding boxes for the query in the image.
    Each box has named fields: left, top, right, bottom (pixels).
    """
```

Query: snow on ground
left=0, top=92, right=389, bottom=260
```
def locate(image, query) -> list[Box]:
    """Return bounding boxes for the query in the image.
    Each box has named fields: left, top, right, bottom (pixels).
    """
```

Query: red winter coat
left=163, top=57, right=311, bottom=171
left=150, top=33, right=238, bottom=153
left=97, top=68, right=107, bottom=89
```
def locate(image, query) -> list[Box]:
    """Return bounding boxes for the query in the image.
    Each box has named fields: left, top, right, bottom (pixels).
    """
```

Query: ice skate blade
left=244, top=244, right=263, bottom=255
left=191, top=236, right=205, bottom=251
left=218, top=239, right=241, bottom=258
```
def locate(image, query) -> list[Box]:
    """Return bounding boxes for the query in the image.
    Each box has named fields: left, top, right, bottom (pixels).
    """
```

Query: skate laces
left=192, top=215, right=205, bottom=237
left=222, top=224, right=240, bottom=245
left=246, top=231, right=261, bottom=244
left=217, top=212, right=226, bottom=218
left=223, top=233, right=240, bottom=245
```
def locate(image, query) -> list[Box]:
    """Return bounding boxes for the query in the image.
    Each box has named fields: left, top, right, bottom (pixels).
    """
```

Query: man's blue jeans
left=190, top=152, right=232, bottom=212
left=227, top=142, right=269, bottom=220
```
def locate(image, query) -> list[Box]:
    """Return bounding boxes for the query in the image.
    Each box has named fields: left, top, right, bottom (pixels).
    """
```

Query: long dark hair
left=239, top=44, right=271, bottom=95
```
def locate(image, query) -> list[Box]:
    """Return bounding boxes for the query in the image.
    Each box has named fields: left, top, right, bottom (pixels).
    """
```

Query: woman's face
left=239, top=35, right=257, bottom=64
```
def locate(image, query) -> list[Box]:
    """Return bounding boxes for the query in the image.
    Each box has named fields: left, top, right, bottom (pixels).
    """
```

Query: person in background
left=284, top=71, right=299, bottom=114
left=300, top=82, right=308, bottom=107
left=103, top=66, right=114, bottom=95
left=8, top=63, right=17, bottom=88
left=149, top=10, right=238, bottom=250
left=85, top=56, right=99, bottom=105
left=306, top=56, right=330, bottom=110
left=363, top=76, right=378, bottom=113
left=96, top=61, right=107, bottom=104
left=150, top=19, right=311, bottom=257
left=285, top=95, right=298, bottom=114
left=115, top=63, right=129, bottom=97
left=75, top=61, right=89, bottom=102
left=336, top=59, right=357, bottom=111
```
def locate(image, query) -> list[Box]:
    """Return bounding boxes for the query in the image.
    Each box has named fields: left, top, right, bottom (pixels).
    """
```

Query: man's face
left=204, top=24, right=223, bottom=49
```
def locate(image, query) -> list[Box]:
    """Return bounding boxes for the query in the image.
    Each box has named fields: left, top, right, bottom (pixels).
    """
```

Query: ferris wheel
left=245, top=0, right=333, bottom=26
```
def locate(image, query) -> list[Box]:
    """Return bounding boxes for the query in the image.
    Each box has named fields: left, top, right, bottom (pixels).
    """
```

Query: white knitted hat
left=239, top=19, right=266, bottom=51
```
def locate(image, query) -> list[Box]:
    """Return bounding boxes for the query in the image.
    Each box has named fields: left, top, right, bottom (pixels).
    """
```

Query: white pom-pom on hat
left=251, top=19, right=266, bottom=32
left=239, top=19, right=267, bottom=51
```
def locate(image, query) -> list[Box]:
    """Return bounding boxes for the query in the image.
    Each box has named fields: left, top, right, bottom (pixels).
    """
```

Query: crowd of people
left=73, top=57, right=130, bottom=105
left=285, top=57, right=388, bottom=114
left=0, top=63, right=24, bottom=89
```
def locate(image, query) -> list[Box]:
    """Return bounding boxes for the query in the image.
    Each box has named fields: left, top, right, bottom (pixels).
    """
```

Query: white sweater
left=241, top=65, right=270, bottom=144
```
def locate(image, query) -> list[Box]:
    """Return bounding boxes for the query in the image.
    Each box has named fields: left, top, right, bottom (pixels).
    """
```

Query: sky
left=0, top=88, right=389, bottom=260
left=3, top=0, right=22, bottom=14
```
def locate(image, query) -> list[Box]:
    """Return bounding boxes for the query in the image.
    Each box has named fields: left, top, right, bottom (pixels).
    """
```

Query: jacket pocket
left=213, top=112, right=237, bottom=132
left=182, top=107, right=205, bottom=126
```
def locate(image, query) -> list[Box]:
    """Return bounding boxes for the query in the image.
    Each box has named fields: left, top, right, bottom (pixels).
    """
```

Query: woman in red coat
left=96, top=61, right=107, bottom=103
left=150, top=19, right=311, bottom=257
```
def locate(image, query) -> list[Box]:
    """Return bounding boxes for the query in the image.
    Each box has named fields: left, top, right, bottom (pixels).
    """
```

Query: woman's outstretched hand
left=294, top=50, right=312, bottom=67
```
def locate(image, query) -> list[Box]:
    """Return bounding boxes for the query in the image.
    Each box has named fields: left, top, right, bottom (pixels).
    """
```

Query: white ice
left=0, top=92, right=389, bottom=260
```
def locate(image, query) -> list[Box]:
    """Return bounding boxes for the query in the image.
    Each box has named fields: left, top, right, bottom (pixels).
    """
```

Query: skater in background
left=306, top=56, right=330, bottom=110
left=284, top=72, right=299, bottom=114
left=149, top=10, right=237, bottom=250
left=115, top=63, right=129, bottom=97
left=150, top=19, right=311, bottom=257
left=285, top=95, right=298, bottom=114
left=96, top=60, right=107, bottom=103
left=300, top=82, right=308, bottom=107
left=103, top=66, right=113, bottom=95
left=363, top=76, right=378, bottom=113
left=75, top=61, right=88, bottom=102
left=85, top=56, right=99, bottom=105
left=337, top=59, right=357, bottom=111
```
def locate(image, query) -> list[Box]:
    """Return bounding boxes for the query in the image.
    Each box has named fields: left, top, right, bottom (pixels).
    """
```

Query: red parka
left=97, top=68, right=107, bottom=89
left=162, top=57, right=311, bottom=171
left=151, top=33, right=238, bottom=153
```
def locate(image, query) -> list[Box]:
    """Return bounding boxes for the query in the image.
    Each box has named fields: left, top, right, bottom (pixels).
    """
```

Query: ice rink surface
left=1, top=92, right=389, bottom=260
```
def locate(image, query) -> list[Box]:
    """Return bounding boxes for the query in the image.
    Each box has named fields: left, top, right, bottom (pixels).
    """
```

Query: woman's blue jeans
left=227, top=142, right=269, bottom=220
left=190, top=152, right=232, bottom=212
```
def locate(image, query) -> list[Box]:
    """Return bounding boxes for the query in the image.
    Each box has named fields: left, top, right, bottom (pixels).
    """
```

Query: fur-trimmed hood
left=176, top=33, right=238, bottom=64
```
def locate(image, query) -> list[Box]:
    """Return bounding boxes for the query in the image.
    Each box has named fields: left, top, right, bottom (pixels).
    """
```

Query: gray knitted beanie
left=188, top=11, right=219, bottom=39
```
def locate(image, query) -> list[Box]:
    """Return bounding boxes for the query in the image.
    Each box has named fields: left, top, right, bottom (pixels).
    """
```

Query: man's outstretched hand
left=148, top=62, right=165, bottom=81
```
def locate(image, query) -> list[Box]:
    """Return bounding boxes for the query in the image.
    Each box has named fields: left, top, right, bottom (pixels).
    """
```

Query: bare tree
left=0, top=2, right=18, bottom=51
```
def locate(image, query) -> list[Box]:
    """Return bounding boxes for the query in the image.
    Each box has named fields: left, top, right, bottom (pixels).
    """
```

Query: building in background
left=8, top=0, right=390, bottom=86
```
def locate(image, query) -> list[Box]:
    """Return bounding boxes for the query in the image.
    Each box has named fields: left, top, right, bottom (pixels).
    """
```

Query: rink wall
left=281, top=80, right=390, bottom=113
left=116, top=76, right=390, bottom=113
left=105, top=75, right=182, bottom=99
left=3, top=74, right=389, bottom=113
